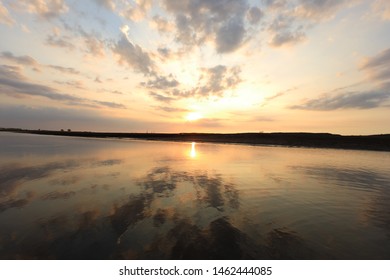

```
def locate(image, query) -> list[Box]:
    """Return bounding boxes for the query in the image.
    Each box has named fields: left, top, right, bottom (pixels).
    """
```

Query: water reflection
left=190, top=142, right=196, bottom=158
left=293, top=165, right=390, bottom=191
left=1, top=132, right=390, bottom=259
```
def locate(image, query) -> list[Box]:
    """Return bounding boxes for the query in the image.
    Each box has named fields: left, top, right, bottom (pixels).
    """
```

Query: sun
left=185, top=112, right=203, bottom=122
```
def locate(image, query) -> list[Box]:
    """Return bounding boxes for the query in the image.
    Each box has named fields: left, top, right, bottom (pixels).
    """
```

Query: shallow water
left=1, top=132, right=390, bottom=259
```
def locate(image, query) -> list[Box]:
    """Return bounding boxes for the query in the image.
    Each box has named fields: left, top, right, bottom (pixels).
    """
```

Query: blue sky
left=1, top=0, right=390, bottom=134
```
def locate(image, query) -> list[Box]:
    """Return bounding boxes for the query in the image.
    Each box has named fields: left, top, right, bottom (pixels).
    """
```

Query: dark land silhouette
left=1, top=128, right=390, bottom=152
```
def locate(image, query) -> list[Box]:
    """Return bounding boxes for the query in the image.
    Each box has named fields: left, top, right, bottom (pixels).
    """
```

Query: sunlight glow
left=186, top=112, right=203, bottom=122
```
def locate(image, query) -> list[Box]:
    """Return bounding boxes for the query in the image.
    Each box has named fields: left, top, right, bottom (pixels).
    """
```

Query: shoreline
left=1, top=128, right=390, bottom=152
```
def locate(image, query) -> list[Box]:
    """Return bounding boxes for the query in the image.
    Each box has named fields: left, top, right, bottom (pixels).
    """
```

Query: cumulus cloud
left=291, top=91, right=390, bottom=110
left=0, top=2, right=15, bottom=26
left=216, top=17, right=246, bottom=53
left=151, top=15, right=175, bottom=33
left=149, top=64, right=242, bottom=101
left=142, top=74, right=179, bottom=90
left=270, top=29, right=305, bottom=47
left=17, top=0, right=69, bottom=19
left=247, top=6, right=263, bottom=25
left=83, top=35, right=105, bottom=57
left=195, top=65, right=242, bottom=97
left=120, top=0, right=152, bottom=21
left=162, top=0, right=250, bottom=53
left=113, top=33, right=155, bottom=75
left=94, top=0, right=152, bottom=21
left=0, top=65, right=125, bottom=109
left=112, top=0, right=354, bottom=53
left=76, top=26, right=106, bottom=57
left=263, top=0, right=354, bottom=47
left=267, top=13, right=306, bottom=47
left=157, top=47, right=171, bottom=58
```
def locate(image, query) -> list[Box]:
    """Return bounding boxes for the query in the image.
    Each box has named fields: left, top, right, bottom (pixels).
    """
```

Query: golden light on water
left=190, top=142, right=197, bottom=158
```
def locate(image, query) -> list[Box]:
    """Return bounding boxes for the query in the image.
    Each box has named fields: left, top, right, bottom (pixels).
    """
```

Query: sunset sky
left=1, top=0, right=390, bottom=134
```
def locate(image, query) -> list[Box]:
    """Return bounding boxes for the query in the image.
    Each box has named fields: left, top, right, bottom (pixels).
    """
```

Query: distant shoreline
left=1, top=128, right=390, bottom=152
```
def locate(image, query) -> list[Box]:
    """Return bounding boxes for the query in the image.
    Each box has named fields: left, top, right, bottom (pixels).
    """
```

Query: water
left=1, top=132, right=390, bottom=259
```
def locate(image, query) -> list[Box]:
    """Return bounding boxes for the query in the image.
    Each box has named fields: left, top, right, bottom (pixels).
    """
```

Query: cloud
left=252, top=116, right=274, bottom=122
left=291, top=46, right=390, bottom=111
left=142, top=74, right=179, bottom=90
left=268, top=14, right=306, bottom=47
left=0, top=65, right=125, bottom=109
left=295, top=0, right=350, bottom=20
left=0, top=51, right=40, bottom=70
left=151, top=15, right=175, bottom=33
left=95, top=101, right=126, bottom=109
left=0, top=197, right=32, bottom=212
left=194, top=65, right=242, bottom=97
left=262, top=86, right=298, bottom=107
left=270, top=30, right=305, bottom=47
left=154, top=106, right=188, bottom=113
left=162, top=0, right=250, bottom=53
left=0, top=104, right=176, bottom=132
left=290, top=90, right=390, bottom=110
left=216, top=17, right=246, bottom=53
left=247, top=6, right=263, bottom=25
left=113, top=33, right=155, bottom=75
left=54, top=80, right=85, bottom=90
left=263, top=1, right=354, bottom=48
left=148, top=65, right=242, bottom=102
left=372, top=0, right=390, bottom=20
left=94, top=0, right=152, bottom=21
left=46, top=34, right=76, bottom=50
left=0, top=160, right=79, bottom=197
left=360, top=47, right=390, bottom=70
left=0, top=2, right=15, bottom=26
left=157, top=47, right=171, bottom=58
left=76, top=26, right=106, bottom=57
left=83, top=35, right=105, bottom=57
left=1, top=51, right=80, bottom=75
left=191, top=118, right=226, bottom=128
left=360, top=47, right=390, bottom=82
left=0, top=64, right=80, bottom=101
left=120, top=0, right=152, bottom=21
left=48, top=65, right=79, bottom=75
left=149, top=91, right=176, bottom=103
left=18, top=0, right=69, bottom=19
left=93, top=0, right=115, bottom=11
left=41, top=191, right=76, bottom=200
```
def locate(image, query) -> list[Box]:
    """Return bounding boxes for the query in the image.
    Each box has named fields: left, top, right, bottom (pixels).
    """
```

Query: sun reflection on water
left=190, top=142, right=197, bottom=158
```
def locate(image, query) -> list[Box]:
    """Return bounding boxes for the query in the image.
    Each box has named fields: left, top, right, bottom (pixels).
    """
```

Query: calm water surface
left=1, top=132, right=390, bottom=259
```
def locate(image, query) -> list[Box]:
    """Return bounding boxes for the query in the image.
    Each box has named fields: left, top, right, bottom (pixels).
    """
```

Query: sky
left=0, top=0, right=390, bottom=135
